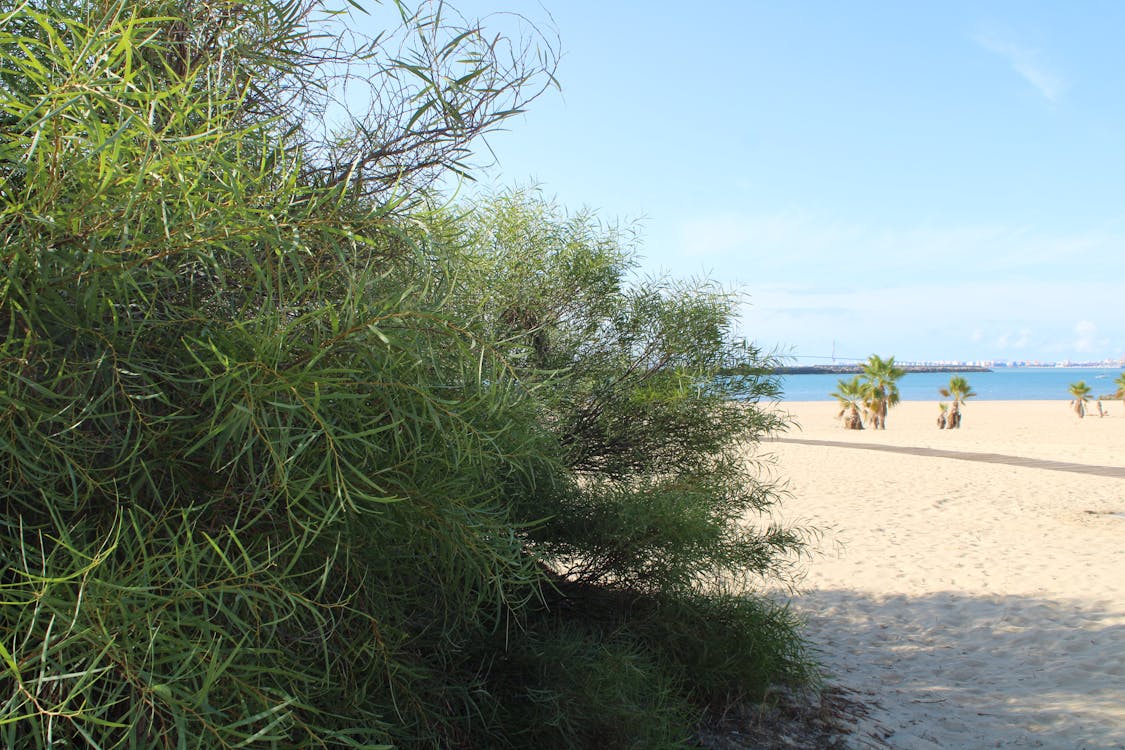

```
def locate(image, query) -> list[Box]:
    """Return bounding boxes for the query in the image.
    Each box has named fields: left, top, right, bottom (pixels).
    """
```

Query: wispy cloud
left=674, top=212, right=1116, bottom=285
left=1073, top=320, right=1105, bottom=353
left=996, top=329, right=1032, bottom=350
left=974, top=32, right=1066, bottom=103
left=738, top=280, right=1124, bottom=362
left=674, top=210, right=1124, bottom=359
left=676, top=214, right=862, bottom=259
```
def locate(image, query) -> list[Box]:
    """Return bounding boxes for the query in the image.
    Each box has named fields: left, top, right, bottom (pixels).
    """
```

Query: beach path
left=773, top=436, right=1125, bottom=479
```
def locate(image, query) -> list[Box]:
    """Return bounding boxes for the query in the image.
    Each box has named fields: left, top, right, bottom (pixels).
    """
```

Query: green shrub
left=448, top=188, right=814, bottom=712
left=481, top=623, right=698, bottom=750
left=1, top=2, right=813, bottom=748
left=0, top=1, right=557, bottom=746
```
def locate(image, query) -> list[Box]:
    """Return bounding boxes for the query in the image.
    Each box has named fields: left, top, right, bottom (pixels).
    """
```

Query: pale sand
left=758, top=400, right=1125, bottom=749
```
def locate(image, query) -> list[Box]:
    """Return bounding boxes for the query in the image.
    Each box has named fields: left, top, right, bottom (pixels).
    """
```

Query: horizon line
left=782, top=354, right=1125, bottom=367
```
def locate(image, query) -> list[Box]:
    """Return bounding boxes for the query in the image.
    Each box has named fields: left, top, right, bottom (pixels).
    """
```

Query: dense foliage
left=0, top=1, right=811, bottom=747
left=448, top=190, right=804, bottom=594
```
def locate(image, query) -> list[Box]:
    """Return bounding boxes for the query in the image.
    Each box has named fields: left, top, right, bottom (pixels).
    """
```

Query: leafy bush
left=1, top=2, right=813, bottom=748
left=1, top=1, right=558, bottom=746
left=483, top=623, right=698, bottom=750
left=450, top=190, right=805, bottom=589
left=448, top=188, right=814, bottom=701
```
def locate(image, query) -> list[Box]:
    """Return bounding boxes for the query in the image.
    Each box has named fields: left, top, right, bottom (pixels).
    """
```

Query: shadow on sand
left=785, top=588, right=1125, bottom=749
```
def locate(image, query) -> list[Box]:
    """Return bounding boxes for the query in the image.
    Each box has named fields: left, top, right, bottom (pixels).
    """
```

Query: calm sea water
left=777, top=367, right=1124, bottom=402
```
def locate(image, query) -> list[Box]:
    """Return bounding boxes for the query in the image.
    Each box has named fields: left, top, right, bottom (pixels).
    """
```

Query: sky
left=350, top=1, right=1125, bottom=365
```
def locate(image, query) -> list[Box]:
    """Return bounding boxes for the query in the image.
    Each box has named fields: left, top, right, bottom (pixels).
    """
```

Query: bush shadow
left=784, top=587, right=1125, bottom=749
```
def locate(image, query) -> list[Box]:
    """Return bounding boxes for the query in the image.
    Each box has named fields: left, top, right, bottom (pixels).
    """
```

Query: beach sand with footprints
left=759, top=400, right=1125, bottom=749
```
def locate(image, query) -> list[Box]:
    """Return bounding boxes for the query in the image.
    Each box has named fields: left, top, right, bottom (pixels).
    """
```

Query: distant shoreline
left=771, top=365, right=991, bottom=375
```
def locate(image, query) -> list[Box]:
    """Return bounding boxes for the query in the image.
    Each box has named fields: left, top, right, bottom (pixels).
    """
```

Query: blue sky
left=354, top=1, right=1125, bottom=364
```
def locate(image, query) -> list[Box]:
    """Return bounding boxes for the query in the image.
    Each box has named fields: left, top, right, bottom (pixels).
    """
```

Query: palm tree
left=861, top=354, right=905, bottom=429
left=1069, top=381, right=1092, bottom=418
left=936, top=402, right=948, bottom=429
left=939, top=375, right=976, bottom=429
left=831, top=375, right=866, bottom=429
left=1114, top=372, right=1125, bottom=410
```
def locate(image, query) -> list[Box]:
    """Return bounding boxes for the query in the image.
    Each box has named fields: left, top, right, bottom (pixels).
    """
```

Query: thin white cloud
left=738, top=280, right=1123, bottom=362
left=996, top=329, right=1031, bottom=350
left=676, top=211, right=1124, bottom=360
left=674, top=212, right=1117, bottom=284
left=676, top=213, right=862, bottom=258
left=974, top=32, right=1066, bottom=103
left=677, top=214, right=757, bottom=257
left=1073, top=320, right=1104, bottom=353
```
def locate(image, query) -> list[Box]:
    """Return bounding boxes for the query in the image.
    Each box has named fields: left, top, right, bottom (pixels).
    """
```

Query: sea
left=776, top=367, right=1124, bottom=402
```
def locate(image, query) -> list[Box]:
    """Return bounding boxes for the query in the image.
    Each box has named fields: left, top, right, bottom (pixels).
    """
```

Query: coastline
left=773, top=367, right=1125, bottom=403
left=770, top=365, right=991, bottom=375
left=755, top=399, right=1125, bottom=749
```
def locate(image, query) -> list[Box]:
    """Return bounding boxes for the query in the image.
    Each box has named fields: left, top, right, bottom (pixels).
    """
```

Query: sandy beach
left=760, top=400, right=1125, bottom=749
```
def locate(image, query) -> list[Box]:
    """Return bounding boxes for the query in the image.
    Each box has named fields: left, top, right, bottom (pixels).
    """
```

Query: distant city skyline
left=347, top=1, right=1125, bottom=363
left=781, top=355, right=1125, bottom=369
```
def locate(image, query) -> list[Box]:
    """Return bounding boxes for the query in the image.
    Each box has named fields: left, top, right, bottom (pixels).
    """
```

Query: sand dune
left=759, top=400, right=1125, bottom=749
